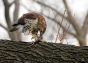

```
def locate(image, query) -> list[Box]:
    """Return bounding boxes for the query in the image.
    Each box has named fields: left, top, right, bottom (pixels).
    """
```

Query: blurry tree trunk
left=2, top=0, right=21, bottom=41
left=3, top=0, right=15, bottom=40
left=13, top=0, right=21, bottom=41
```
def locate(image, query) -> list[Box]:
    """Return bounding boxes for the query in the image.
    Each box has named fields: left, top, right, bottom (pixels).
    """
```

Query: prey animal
left=10, top=12, right=46, bottom=44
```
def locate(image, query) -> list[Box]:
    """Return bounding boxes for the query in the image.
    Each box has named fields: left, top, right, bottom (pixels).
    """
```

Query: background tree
left=1, top=0, right=21, bottom=41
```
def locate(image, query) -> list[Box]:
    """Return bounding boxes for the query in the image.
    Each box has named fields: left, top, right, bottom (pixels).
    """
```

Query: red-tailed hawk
left=10, top=12, right=46, bottom=43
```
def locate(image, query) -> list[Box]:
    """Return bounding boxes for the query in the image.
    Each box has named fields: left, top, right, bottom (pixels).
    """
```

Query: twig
left=63, top=0, right=81, bottom=35
left=55, top=10, right=66, bottom=43
left=34, top=0, right=68, bottom=20
left=60, top=23, right=70, bottom=43
left=44, top=14, right=77, bottom=38
left=0, top=23, right=8, bottom=31
left=82, top=13, right=88, bottom=36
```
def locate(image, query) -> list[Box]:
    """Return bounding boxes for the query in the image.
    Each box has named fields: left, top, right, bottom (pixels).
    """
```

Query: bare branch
left=0, top=23, right=8, bottom=31
left=13, top=0, right=19, bottom=22
left=44, top=15, right=77, bottom=37
left=60, top=23, right=70, bottom=41
left=9, top=1, right=15, bottom=7
left=55, top=10, right=66, bottom=43
left=2, top=0, right=11, bottom=27
left=82, top=13, right=88, bottom=35
left=13, top=0, right=21, bottom=41
left=2, top=0, right=9, bottom=6
left=63, top=0, right=81, bottom=35
left=34, top=0, right=68, bottom=20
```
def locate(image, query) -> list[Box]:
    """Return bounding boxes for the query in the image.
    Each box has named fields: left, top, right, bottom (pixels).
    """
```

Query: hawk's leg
left=31, top=34, right=40, bottom=45
left=31, top=31, right=46, bottom=45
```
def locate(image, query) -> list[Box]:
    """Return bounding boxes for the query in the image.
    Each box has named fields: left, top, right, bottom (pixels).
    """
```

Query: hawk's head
left=10, top=13, right=39, bottom=33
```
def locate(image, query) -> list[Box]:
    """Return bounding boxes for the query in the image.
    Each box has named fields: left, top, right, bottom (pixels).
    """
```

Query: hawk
left=10, top=12, right=46, bottom=43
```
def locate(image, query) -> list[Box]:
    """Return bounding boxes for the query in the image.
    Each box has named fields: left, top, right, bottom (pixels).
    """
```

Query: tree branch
left=13, top=0, right=19, bottom=22
left=63, top=0, right=81, bottom=35
left=34, top=0, right=68, bottom=20
left=55, top=10, right=66, bottom=43
left=44, top=15, right=77, bottom=37
left=2, top=0, right=12, bottom=28
left=82, top=13, right=88, bottom=36
left=0, top=23, right=8, bottom=31
left=9, top=1, right=15, bottom=7
left=2, top=0, right=17, bottom=40
left=13, top=0, right=21, bottom=41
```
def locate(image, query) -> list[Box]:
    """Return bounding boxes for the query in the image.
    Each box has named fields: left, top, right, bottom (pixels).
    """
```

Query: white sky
left=0, top=0, right=88, bottom=46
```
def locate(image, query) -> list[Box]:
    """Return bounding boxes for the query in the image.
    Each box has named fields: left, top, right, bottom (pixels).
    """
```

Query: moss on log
left=0, top=40, right=88, bottom=63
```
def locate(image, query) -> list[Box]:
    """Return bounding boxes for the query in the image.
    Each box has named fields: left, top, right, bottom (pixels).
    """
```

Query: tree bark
left=13, top=0, right=21, bottom=41
left=0, top=40, right=88, bottom=63
left=2, top=0, right=21, bottom=41
left=2, top=0, right=16, bottom=40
